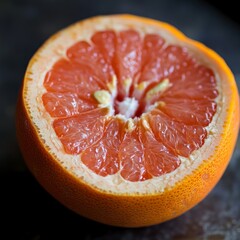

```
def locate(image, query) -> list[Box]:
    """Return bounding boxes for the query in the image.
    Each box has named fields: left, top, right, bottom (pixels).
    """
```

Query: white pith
left=23, top=15, right=231, bottom=194
left=117, top=97, right=139, bottom=118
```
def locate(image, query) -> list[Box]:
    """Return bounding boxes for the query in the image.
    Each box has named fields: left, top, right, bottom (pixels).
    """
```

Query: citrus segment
left=139, top=45, right=192, bottom=87
left=148, top=110, right=207, bottom=157
left=157, top=98, right=217, bottom=126
left=114, top=30, right=142, bottom=100
left=67, top=41, right=114, bottom=84
left=140, top=121, right=181, bottom=177
left=91, top=30, right=117, bottom=66
left=132, top=34, right=165, bottom=100
left=141, top=34, right=165, bottom=71
left=162, top=65, right=218, bottom=100
left=119, top=119, right=181, bottom=181
left=43, top=59, right=107, bottom=96
left=53, top=107, right=109, bottom=154
left=119, top=121, right=151, bottom=182
left=81, top=118, right=123, bottom=177
left=42, top=92, right=97, bottom=117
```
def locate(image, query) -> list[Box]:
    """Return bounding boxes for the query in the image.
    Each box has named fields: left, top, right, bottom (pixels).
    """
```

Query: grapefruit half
left=16, top=15, right=239, bottom=227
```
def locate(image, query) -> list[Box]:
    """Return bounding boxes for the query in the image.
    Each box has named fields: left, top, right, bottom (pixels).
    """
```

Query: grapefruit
left=16, top=15, right=239, bottom=227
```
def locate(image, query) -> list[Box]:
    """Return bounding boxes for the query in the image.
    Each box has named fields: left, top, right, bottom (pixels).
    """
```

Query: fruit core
left=93, top=77, right=171, bottom=119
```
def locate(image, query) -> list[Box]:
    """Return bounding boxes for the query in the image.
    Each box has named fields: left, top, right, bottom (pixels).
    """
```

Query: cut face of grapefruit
left=42, top=26, right=218, bottom=182
left=16, top=15, right=239, bottom=227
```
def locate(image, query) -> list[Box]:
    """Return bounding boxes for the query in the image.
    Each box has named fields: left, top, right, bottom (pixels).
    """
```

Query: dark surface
left=1, top=0, right=240, bottom=239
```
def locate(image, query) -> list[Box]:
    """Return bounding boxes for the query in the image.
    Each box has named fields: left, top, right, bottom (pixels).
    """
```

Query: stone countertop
left=1, top=0, right=240, bottom=239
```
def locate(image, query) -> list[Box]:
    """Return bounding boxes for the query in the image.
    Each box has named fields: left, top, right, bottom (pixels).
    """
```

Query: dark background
left=1, top=0, right=240, bottom=239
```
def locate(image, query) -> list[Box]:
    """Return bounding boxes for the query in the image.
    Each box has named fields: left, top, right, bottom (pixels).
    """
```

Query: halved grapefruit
left=16, top=15, right=239, bottom=227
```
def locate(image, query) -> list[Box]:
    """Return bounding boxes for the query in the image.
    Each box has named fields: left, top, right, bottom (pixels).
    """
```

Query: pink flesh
left=42, top=30, right=218, bottom=182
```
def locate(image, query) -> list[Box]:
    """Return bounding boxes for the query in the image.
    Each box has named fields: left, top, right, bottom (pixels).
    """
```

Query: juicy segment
left=120, top=120, right=181, bottom=182
left=42, top=30, right=218, bottom=182
left=81, top=118, right=123, bottom=177
left=53, top=108, right=108, bottom=154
